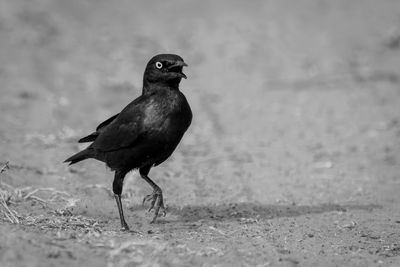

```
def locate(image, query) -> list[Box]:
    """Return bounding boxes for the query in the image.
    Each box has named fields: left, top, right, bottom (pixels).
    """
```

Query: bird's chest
left=144, top=94, right=192, bottom=139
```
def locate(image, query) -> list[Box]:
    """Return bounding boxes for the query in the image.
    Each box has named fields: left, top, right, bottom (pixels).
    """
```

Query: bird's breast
left=143, top=93, right=192, bottom=132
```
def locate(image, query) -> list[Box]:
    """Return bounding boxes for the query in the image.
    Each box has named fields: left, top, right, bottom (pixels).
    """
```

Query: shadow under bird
left=64, top=54, right=192, bottom=230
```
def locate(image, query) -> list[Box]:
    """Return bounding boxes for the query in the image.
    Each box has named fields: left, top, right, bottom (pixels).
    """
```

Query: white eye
left=155, top=62, right=163, bottom=69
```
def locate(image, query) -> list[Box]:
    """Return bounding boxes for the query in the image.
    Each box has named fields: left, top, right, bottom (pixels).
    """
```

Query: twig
left=0, top=162, right=9, bottom=174
left=0, top=200, right=19, bottom=224
left=28, top=195, right=48, bottom=204
left=24, top=189, right=39, bottom=200
left=37, top=187, right=70, bottom=196
left=0, top=162, right=10, bottom=188
left=2, top=210, right=14, bottom=223
left=24, top=187, right=70, bottom=201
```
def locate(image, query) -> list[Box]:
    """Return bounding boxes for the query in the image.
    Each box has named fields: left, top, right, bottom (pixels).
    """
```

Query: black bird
left=64, top=54, right=192, bottom=230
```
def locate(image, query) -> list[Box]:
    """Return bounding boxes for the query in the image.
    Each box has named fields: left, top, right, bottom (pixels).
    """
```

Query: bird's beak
left=168, top=61, right=188, bottom=79
left=171, top=61, right=188, bottom=68
left=179, top=72, right=187, bottom=79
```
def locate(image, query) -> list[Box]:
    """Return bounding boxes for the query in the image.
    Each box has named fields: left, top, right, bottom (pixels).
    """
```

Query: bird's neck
left=142, top=79, right=180, bottom=95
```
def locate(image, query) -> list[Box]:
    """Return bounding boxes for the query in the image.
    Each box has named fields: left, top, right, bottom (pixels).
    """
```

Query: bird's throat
left=142, top=78, right=181, bottom=95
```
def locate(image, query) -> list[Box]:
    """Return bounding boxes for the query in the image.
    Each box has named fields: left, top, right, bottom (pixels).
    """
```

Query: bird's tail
left=64, top=148, right=92, bottom=165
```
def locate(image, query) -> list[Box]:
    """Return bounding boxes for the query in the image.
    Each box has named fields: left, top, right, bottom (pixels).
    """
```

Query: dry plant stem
left=0, top=162, right=16, bottom=223
left=0, top=162, right=10, bottom=188
left=0, top=200, right=19, bottom=224
left=0, top=162, right=9, bottom=174
left=24, top=187, right=71, bottom=203
left=2, top=210, right=14, bottom=223
left=23, top=189, right=40, bottom=200
left=24, top=187, right=70, bottom=199
left=28, top=195, right=48, bottom=203
left=0, top=164, right=68, bottom=223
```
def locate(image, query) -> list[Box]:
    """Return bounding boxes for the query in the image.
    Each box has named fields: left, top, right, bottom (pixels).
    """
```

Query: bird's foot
left=120, top=220, right=130, bottom=231
left=142, top=187, right=167, bottom=223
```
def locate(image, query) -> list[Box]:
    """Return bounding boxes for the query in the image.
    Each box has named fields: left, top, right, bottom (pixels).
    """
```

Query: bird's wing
left=90, top=95, right=148, bottom=152
left=96, top=113, right=120, bottom=131
left=78, top=113, right=120, bottom=143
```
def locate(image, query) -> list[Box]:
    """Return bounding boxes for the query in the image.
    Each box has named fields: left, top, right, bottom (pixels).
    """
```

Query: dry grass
left=0, top=161, right=115, bottom=251
left=0, top=161, right=19, bottom=223
left=0, top=161, right=90, bottom=230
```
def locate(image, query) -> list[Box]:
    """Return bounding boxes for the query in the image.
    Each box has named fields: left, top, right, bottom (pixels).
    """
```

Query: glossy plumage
left=65, top=54, right=192, bottom=230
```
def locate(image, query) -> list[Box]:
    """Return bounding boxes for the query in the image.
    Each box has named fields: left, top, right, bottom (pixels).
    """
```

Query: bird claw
left=142, top=188, right=167, bottom=223
left=120, top=220, right=130, bottom=231
left=121, top=225, right=130, bottom=231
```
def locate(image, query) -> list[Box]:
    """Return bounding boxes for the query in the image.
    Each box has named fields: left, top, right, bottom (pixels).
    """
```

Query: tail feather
left=64, top=149, right=91, bottom=165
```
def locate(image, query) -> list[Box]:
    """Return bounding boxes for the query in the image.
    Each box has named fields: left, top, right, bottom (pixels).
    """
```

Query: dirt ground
left=1, top=0, right=400, bottom=266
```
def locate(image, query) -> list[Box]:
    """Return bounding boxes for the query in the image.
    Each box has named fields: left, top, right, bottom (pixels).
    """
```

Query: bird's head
left=143, top=54, right=188, bottom=89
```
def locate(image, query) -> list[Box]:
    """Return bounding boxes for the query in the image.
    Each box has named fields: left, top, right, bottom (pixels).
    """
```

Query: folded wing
left=90, top=96, right=149, bottom=152
left=78, top=113, right=120, bottom=143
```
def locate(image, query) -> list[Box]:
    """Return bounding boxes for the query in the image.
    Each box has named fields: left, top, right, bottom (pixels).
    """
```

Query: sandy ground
left=1, top=0, right=400, bottom=266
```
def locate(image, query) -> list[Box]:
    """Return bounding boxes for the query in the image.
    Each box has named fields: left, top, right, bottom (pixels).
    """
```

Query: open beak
left=178, top=72, right=187, bottom=79
left=168, top=61, right=188, bottom=79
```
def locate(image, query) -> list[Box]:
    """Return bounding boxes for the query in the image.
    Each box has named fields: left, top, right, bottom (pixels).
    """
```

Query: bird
left=64, top=54, right=192, bottom=231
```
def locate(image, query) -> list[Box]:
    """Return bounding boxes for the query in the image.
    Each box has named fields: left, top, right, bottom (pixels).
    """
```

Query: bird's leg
left=139, top=166, right=166, bottom=223
left=113, top=171, right=130, bottom=231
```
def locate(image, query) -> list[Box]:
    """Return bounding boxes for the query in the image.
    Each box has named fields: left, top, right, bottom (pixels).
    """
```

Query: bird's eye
left=155, top=62, right=163, bottom=69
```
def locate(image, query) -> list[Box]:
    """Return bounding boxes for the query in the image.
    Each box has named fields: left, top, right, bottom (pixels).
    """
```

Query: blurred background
left=0, top=0, right=400, bottom=265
